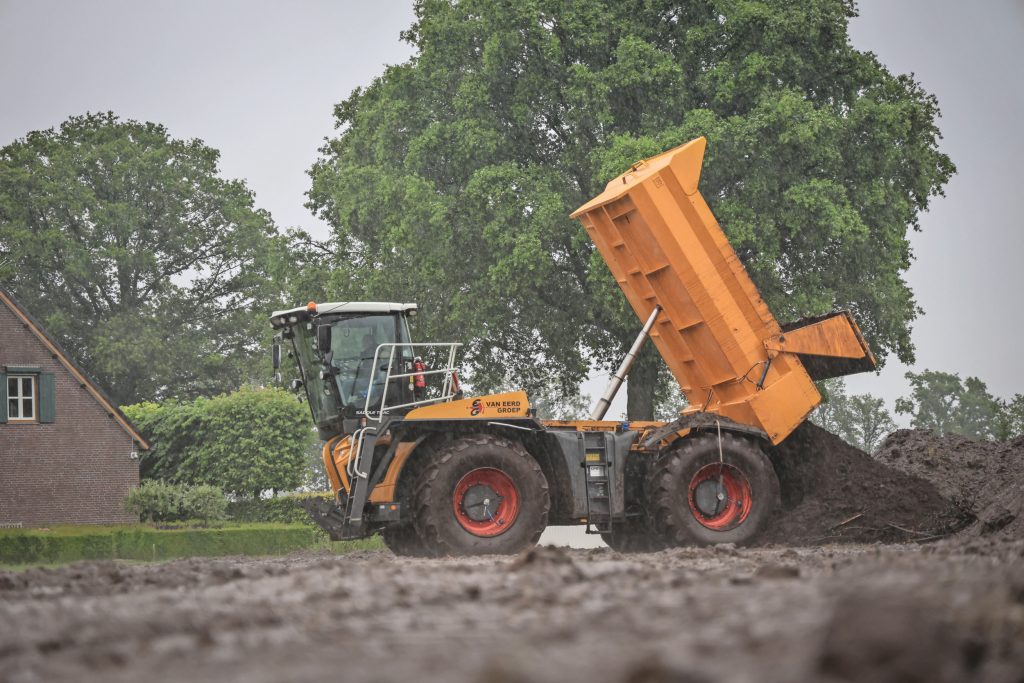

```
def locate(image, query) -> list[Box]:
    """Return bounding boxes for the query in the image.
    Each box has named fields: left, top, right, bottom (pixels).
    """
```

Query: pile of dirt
left=761, top=422, right=969, bottom=546
left=874, top=430, right=1024, bottom=539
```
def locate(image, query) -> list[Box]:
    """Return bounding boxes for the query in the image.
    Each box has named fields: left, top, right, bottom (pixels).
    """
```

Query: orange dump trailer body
left=572, top=137, right=876, bottom=444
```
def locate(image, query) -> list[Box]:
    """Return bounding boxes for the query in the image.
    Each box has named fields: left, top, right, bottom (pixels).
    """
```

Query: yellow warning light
left=306, top=301, right=317, bottom=312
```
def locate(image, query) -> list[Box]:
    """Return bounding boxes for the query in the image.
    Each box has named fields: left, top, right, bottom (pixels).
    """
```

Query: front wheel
left=412, top=434, right=549, bottom=556
left=645, top=432, right=780, bottom=546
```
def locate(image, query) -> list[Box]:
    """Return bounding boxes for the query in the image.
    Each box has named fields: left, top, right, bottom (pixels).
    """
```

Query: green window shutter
left=39, top=373, right=55, bottom=423
left=0, top=373, right=7, bottom=424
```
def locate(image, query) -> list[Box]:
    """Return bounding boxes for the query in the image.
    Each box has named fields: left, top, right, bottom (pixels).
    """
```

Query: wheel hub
left=693, top=479, right=726, bottom=517
left=687, top=463, right=753, bottom=531
left=453, top=467, right=521, bottom=537
left=460, top=484, right=502, bottom=522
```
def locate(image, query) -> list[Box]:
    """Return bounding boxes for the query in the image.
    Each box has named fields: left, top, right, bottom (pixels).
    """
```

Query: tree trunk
left=626, top=345, right=659, bottom=421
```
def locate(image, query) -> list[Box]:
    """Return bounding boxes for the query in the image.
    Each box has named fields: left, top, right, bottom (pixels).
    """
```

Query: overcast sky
left=1, top=0, right=1021, bottom=418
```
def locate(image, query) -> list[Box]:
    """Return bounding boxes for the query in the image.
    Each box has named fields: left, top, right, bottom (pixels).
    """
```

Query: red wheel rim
left=687, top=463, right=753, bottom=531
left=452, top=467, right=520, bottom=537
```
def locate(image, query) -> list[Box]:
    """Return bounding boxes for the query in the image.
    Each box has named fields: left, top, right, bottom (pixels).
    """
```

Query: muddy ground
left=2, top=427, right=1023, bottom=683
left=0, top=540, right=1021, bottom=682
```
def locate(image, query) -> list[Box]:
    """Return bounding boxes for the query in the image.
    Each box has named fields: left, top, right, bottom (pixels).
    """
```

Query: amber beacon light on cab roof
left=271, top=137, right=876, bottom=556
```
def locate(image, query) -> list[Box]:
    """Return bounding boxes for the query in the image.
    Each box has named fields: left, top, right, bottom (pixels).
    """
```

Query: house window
left=7, top=375, right=36, bottom=421
left=1, top=369, right=53, bottom=424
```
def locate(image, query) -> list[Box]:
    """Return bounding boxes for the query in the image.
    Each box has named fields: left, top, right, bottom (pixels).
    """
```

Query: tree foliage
left=307, top=0, right=954, bottom=419
left=995, top=394, right=1024, bottom=442
left=0, top=112, right=286, bottom=405
left=121, top=399, right=201, bottom=482
left=895, top=369, right=1022, bottom=441
left=813, top=379, right=895, bottom=452
left=124, top=386, right=315, bottom=497
left=528, top=380, right=593, bottom=421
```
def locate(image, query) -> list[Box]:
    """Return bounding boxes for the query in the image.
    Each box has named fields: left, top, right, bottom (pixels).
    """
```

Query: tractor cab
left=270, top=302, right=460, bottom=439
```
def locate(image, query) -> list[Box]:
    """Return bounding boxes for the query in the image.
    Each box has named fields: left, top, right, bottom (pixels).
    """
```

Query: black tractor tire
left=380, top=523, right=436, bottom=557
left=601, top=514, right=667, bottom=553
left=646, top=432, right=780, bottom=547
left=380, top=439, right=440, bottom=558
left=412, top=433, right=549, bottom=556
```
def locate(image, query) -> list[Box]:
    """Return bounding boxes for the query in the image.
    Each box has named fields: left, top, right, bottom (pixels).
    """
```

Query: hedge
left=227, top=492, right=335, bottom=525
left=0, top=524, right=371, bottom=566
left=123, top=386, right=315, bottom=497
left=125, top=481, right=229, bottom=523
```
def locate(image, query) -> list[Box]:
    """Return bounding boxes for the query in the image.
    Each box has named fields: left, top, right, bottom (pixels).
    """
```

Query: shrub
left=122, top=399, right=202, bottom=481
left=227, top=492, right=333, bottom=525
left=124, top=481, right=228, bottom=523
left=125, top=480, right=184, bottom=522
left=182, top=485, right=229, bottom=524
left=180, top=386, right=313, bottom=497
left=124, top=386, right=316, bottom=497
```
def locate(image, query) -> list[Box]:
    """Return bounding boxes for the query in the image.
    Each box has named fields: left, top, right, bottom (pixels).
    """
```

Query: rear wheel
left=646, top=432, right=779, bottom=546
left=413, top=434, right=549, bottom=556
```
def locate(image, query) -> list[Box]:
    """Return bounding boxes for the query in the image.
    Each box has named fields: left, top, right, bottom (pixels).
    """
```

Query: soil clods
left=763, top=422, right=970, bottom=545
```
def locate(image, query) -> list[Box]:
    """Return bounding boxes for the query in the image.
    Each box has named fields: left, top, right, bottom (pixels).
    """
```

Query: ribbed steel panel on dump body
left=572, top=137, right=822, bottom=444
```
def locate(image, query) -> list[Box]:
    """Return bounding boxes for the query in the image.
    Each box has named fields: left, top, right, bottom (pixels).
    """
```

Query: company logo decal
left=468, top=397, right=523, bottom=417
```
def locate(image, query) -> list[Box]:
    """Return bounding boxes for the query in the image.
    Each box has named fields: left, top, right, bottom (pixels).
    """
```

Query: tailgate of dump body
left=777, top=311, right=878, bottom=381
left=572, top=137, right=876, bottom=444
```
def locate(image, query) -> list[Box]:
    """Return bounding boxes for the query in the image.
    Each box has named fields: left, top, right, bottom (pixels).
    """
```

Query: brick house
left=0, top=288, right=148, bottom=527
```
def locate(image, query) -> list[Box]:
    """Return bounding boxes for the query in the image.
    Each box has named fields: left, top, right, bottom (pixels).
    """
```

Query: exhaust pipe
left=590, top=305, right=662, bottom=420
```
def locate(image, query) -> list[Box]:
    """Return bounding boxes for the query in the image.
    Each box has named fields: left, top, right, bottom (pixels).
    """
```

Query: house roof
left=0, top=287, right=150, bottom=450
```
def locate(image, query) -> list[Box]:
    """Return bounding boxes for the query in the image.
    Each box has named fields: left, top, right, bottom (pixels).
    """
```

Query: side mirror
left=316, top=324, right=332, bottom=355
left=271, top=343, right=281, bottom=370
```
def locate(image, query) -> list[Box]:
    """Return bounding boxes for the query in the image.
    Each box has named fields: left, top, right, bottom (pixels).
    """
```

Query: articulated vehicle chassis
left=272, top=137, right=876, bottom=555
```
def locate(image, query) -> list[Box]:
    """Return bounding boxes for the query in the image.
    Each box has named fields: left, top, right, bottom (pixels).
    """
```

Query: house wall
left=0, top=303, right=139, bottom=526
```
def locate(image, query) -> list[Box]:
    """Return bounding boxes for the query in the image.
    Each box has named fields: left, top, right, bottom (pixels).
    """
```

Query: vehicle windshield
left=326, top=313, right=411, bottom=411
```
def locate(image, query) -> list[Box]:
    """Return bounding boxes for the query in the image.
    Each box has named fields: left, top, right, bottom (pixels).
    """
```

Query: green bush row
left=122, top=386, right=316, bottom=497
left=0, top=524, right=322, bottom=565
left=227, top=492, right=334, bottom=525
left=125, top=481, right=229, bottom=523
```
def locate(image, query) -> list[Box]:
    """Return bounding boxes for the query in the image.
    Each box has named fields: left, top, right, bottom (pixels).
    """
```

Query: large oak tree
left=308, top=0, right=954, bottom=419
left=0, top=112, right=286, bottom=405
